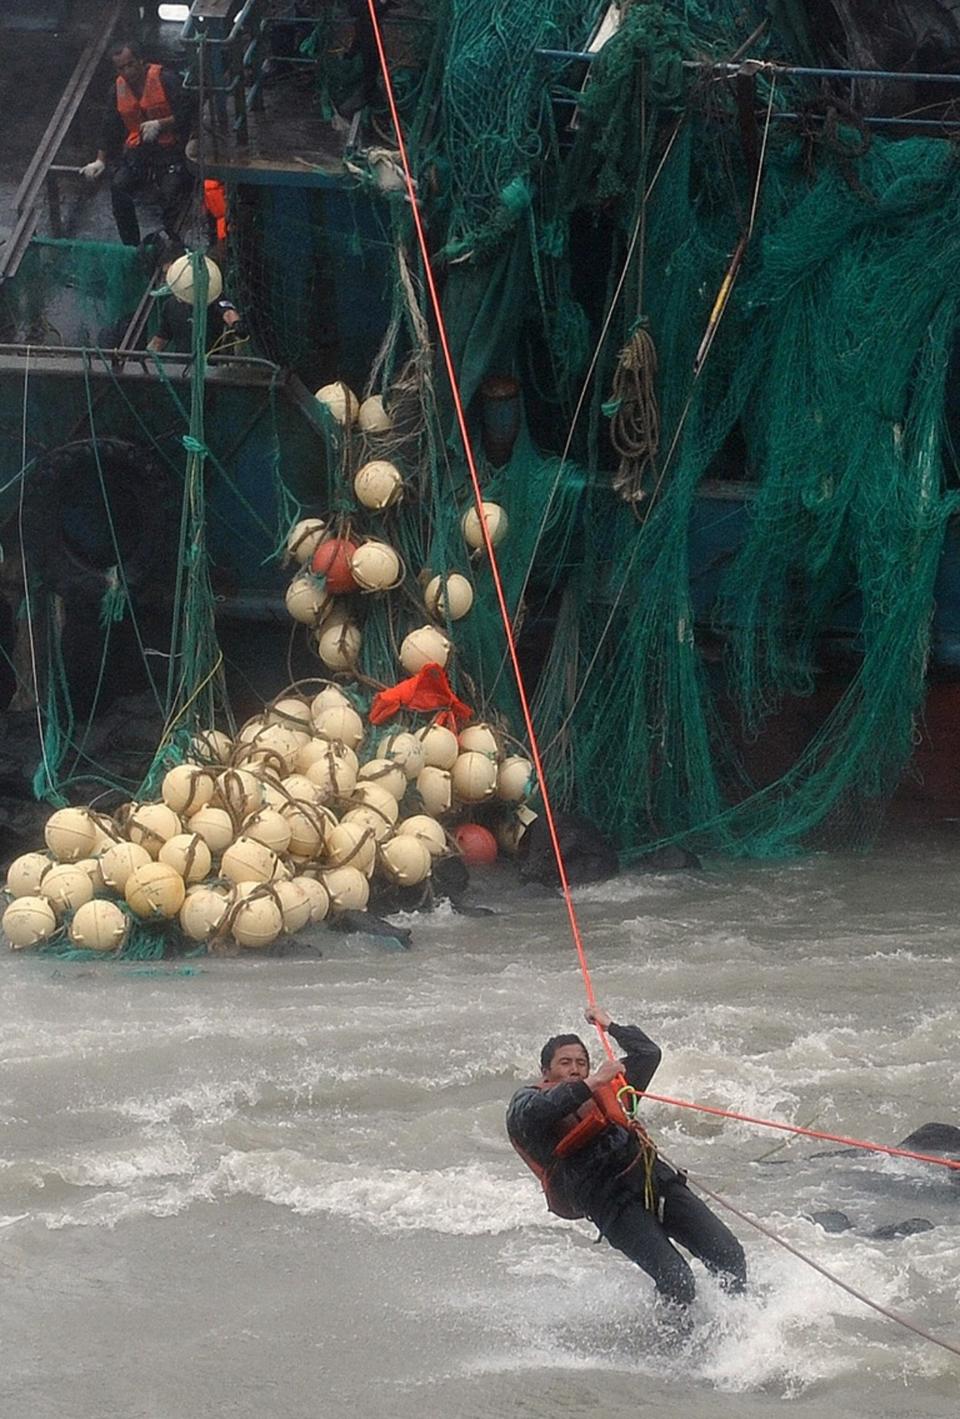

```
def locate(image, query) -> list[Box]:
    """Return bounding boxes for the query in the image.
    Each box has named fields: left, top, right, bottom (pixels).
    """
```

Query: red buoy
left=311, top=537, right=358, bottom=593
left=454, top=823, right=498, bottom=866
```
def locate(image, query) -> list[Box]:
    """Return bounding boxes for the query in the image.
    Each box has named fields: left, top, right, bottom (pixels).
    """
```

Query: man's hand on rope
left=585, top=1004, right=613, bottom=1031
left=586, top=1058, right=621, bottom=1092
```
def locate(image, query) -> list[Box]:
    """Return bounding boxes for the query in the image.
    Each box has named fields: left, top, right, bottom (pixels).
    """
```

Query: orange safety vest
left=116, top=65, right=177, bottom=149
left=511, top=1075, right=654, bottom=1220
left=204, top=179, right=228, bottom=242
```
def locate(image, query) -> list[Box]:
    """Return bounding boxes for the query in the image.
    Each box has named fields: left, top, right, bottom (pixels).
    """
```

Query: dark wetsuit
left=506, top=1022, right=746, bottom=1306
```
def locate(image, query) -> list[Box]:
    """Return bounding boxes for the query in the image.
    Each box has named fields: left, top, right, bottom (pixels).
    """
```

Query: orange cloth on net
left=368, top=663, right=473, bottom=730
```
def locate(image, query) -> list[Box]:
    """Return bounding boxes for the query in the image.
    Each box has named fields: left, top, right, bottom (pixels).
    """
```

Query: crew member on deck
left=81, top=39, right=194, bottom=247
left=506, top=1005, right=746, bottom=1309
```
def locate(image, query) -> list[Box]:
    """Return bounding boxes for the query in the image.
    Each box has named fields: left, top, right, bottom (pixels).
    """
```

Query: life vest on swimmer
left=511, top=1076, right=650, bottom=1220
left=116, top=65, right=177, bottom=149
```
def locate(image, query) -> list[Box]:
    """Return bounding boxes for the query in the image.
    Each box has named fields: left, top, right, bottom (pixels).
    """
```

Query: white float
left=314, top=381, right=359, bottom=425
left=69, top=900, right=128, bottom=952
left=2, top=896, right=58, bottom=949
left=461, top=501, right=508, bottom=551
left=400, top=625, right=451, bottom=674
left=125, top=862, right=186, bottom=919
left=424, top=572, right=474, bottom=621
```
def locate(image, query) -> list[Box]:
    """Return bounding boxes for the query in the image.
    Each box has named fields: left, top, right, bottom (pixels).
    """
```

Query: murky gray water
left=2, top=840, right=959, bottom=1417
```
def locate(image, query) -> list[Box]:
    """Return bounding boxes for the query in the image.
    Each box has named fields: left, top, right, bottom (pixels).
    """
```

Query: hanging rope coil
left=607, top=318, right=660, bottom=503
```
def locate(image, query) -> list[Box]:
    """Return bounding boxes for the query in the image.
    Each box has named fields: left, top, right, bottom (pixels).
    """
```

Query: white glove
left=80, top=158, right=106, bottom=181
left=140, top=120, right=162, bottom=143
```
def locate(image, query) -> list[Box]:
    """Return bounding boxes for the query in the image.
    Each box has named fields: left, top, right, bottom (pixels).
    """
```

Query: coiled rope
left=364, top=4, right=960, bottom=1363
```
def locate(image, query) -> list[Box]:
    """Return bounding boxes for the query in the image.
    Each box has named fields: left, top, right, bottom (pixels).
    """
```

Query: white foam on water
left=212, top=1148, right=547, bottom=1235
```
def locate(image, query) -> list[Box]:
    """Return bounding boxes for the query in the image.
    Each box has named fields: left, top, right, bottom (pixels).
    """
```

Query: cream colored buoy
left=416, top=723, right=459, bottom=771
left=313, top=704, right=365, bottom=751
left=285, top=573, right=330, bottom=625
left=497, top=755, right=534, bottom=801
left=321, top=865, right=370, bottom=913
left=349, top=540, right=402, bottom=593
left=282, top=803, right=331, bottom=860
left=44, top=807, right=98, bottom=862
left=230, top=891, right=284, bottom=948
left=358, top=395, right=393, bottom=435
left=310, top=685, right=352, bottom=718
left=353, top=458, right=403, bottom=510
left=378, top=834, right=432, bottom=887
left=127, top=802, right=183, bottom=857
left=280, top=773, right=324, bottom=806
left=416, top=766, right=453, bottom=816
left=99, top=840, right=152, bottom=892
left=397, top=814, right=446, bottom=857
left=400, top=625, right=451, bottom=675
left=242, top=808, right=293, bottom=856
left=90, top=813, right=120, bottom=853
left=266, top=697, right=313, bottom=732
left=161, top=764, right=216, bottom=817
left=166, top=253, right=223, bottom=305
left=74, top=857, right=105, bottom=893
left=190, top=728, right=233, bottom=765
left=296, top=735, right=342, bottom=777
left=179, top=887, right=228, bottom=942
left=3, top=895, right=58, bottom=949
left=292, top=875, right=329, bottom=923
left=461, top=501, right=508, bottom=551
left=379, top=731, right=425, bottom=781
left=272, top=879, right=313, bottom=933
left=39, top=863, right=95, bottom=915
left=342, top=805, right=392, bottom=845
left=314, top=381, right=359, bottom=425
left=424, top=572, right=474, bottom=621
left=159, top=833, right=213, bottom=884
left=215, top=769, right=263, bottom=820
left=357, top=758, right=407, bottom=801
left=221, top=836, right=283, bottom=886
left=351, top=781, right=399, bottom=826
left=458, top=723, right=501, bottom=759
left=124, top=861, right=186, bottom=919
left=5, top=852, right=53, bottom=898
left=235, top=724, right=303, bottom=774
left=315, top=618, right=361, bottom=671
left=451, top=751, right=498, bottom=804
left=69, top=899, right=128, bottom=953
left=186, top=805, right=235, bottom=854
left=286, top=518, right=327, bottom=566
left=325, top=821, right=376, bottom=873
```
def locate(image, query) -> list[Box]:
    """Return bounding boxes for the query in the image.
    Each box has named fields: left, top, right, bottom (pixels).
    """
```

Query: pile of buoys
left=1, top=685, right=537, bottom=957
left=1, top=381, right=536, bottom=960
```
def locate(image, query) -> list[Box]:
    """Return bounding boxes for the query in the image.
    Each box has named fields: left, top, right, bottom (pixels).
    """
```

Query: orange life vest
left=204, top=180, right=228, bottom=242
left=116, top=65, right=177, bottom=149
left=511, top=1075, right=653, bottom=1220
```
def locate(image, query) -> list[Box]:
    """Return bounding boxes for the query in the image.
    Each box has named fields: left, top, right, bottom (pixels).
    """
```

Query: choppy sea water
left=2, top=838, right=959, bottom=1418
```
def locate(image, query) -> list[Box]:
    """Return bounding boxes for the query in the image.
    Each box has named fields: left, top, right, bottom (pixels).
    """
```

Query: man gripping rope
left=506, top=1005, right=746, bottom=1309
left=81, top=39, right=194, bottom=247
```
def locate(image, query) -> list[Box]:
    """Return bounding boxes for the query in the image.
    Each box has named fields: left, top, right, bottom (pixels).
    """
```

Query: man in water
left=506, top=1005, right=746, bottom=1308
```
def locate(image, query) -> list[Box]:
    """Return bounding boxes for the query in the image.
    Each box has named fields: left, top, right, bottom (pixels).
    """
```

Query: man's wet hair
left=540, top=1033, right=588, bottom=1073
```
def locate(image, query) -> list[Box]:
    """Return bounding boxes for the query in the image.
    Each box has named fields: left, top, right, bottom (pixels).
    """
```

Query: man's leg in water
left=600, top=1199, right=696, bottom=1306
left=661, top=1179, right=747, bottom=1293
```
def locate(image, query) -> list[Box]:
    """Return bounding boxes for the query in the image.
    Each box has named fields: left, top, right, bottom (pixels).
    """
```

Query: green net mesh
left=4, top=0, right=959, bottom=868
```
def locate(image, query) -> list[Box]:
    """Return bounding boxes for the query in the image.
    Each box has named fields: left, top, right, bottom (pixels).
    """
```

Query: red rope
left=365, top=1, right=609, bottom=1043
left=641, top=1092, right=960, bottom=1172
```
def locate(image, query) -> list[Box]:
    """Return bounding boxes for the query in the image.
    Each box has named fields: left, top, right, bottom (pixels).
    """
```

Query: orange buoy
left=311, top=537, right=358, bottom=593
left=454, top=823, right=498, bottom=866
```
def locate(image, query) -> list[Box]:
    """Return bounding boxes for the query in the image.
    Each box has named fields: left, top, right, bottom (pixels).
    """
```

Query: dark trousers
left=600, top=1179, right=747, bottom=1307
left=110, top=148, right=191, bottom=247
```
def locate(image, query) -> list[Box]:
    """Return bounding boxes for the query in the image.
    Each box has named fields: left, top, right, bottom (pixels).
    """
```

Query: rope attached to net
left=365, top=0, right=608, bottom=1034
